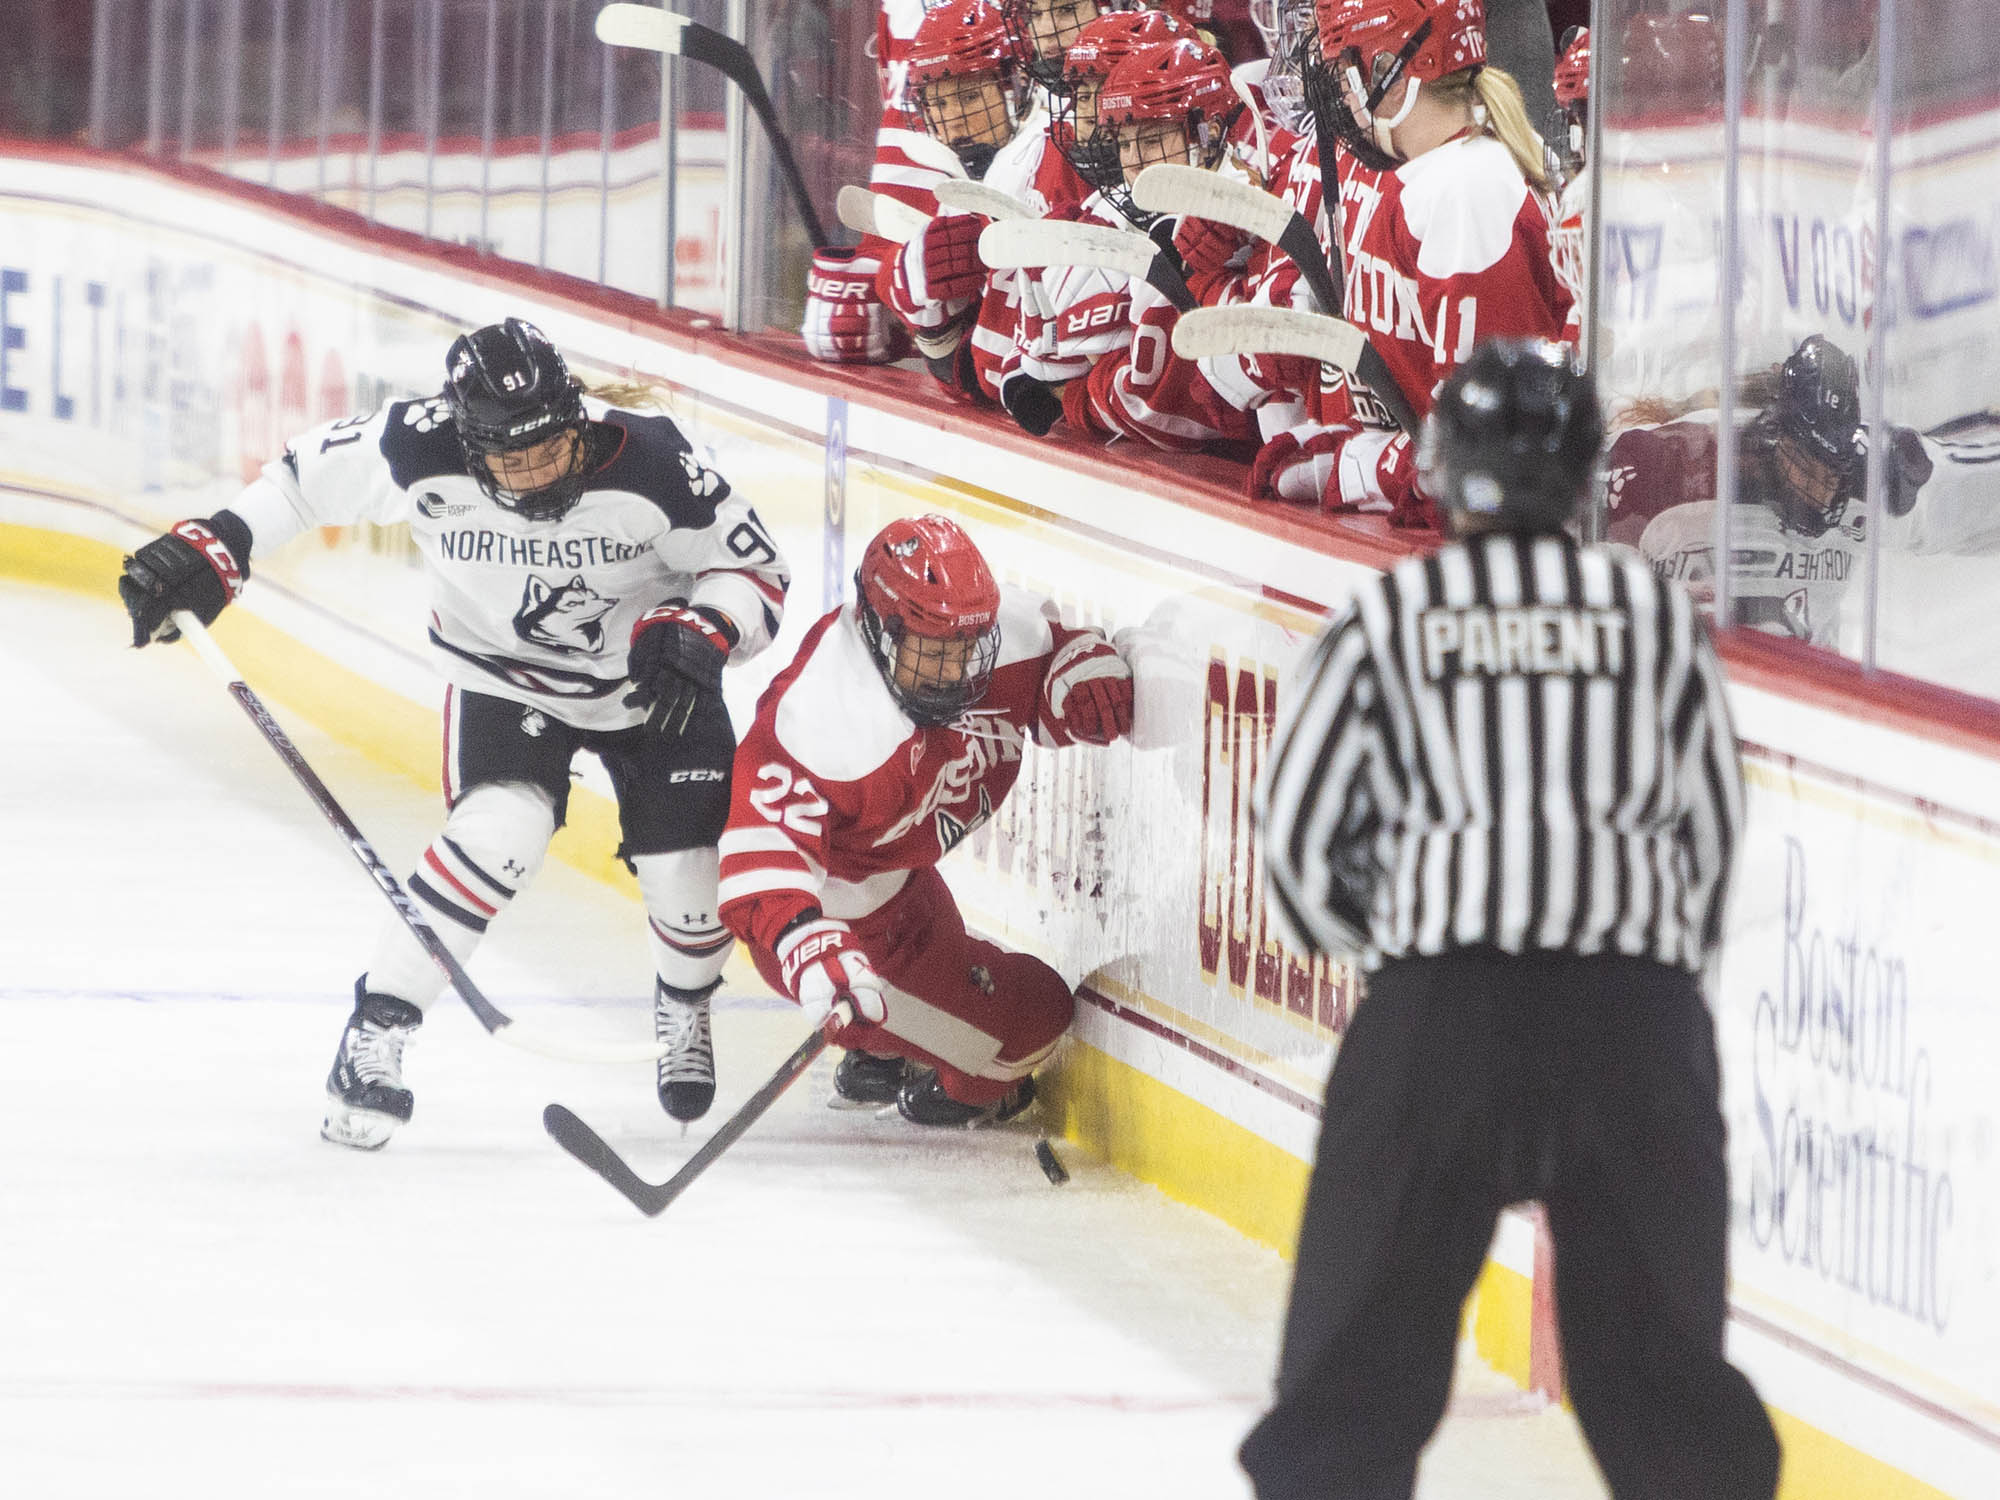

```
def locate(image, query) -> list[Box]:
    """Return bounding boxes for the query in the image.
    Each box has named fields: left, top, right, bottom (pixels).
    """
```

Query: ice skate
left=654, top=978, right=718, bottom=1123
left=895, top=1069, right=1036, bottom=1128
left=830, top=1049, right=912, bottom=1107
left=321, top=983, right=422, bottom=1150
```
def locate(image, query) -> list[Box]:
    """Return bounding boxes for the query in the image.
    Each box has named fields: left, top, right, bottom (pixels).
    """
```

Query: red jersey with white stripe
left=1332, top=133, right=1571, bottom=422
left=717, top=586, right=1083, bottom=955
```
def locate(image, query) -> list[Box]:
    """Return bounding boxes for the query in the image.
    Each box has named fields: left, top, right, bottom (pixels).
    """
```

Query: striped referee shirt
left=1254, top=531, right=1744, bottom=972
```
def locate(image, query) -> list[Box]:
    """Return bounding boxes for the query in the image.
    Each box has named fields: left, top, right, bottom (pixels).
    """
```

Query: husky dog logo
left=520, top=708, right=549, bottom=737
left=514, top=574, right=618, bottom=654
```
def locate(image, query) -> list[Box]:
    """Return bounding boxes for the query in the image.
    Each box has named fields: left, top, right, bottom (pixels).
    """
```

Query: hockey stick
left=1131, top=164, right=1421, bottom=435
left=544, top=1001, right=853, bottom=1215
left=834, top=184, right=931, bottom=245
left=978, top=218, right=1196, bottom=312
left=595, top=4, right=828, bottom=248
left=895, top=129, right=970, bottom=181
left=932, top=178, right=1033, bottom=221
left=1170, top=304, right=1368, bottom=373
left=171, top=612, right=667, bottom=1066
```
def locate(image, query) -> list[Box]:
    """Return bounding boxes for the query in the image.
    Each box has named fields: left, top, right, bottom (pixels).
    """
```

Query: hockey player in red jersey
left=716, top=515, right=1134, bottom=1126
left=1548, top=24, right=1590, bottom=345
left=1249, top=0, right=1572, bottom=525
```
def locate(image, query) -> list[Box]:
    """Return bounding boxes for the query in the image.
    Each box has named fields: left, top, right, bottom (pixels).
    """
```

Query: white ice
left=0, top=582, right=1604, bottom=1498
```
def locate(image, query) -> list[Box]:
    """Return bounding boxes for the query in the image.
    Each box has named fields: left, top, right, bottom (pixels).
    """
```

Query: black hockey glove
left=118, top=513, right=252, bottom=647
left=624, top=603, right=738, bottom=738
left=1001, top=375, right=1063, bottom=438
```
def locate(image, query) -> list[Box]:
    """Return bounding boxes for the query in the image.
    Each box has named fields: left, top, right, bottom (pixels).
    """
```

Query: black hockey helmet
left=1419, top=338, right=1604, bottom=533
left=1769, top=334, right=1862, bottom=535
left=441, top=317, right=590, bottom=522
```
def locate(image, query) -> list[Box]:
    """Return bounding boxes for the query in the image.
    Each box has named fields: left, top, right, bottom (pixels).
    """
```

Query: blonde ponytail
left=1431, top=65, right=1551, bottom=191
left=1471, top=66, right=1552, bottom=191
left=581, top=376, right=668, bottom=410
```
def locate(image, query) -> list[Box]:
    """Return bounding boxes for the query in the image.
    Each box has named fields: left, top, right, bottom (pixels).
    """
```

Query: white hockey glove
left=774, top=916, right=888, bottom=1027
left=801, top=248, right=909, bottom=365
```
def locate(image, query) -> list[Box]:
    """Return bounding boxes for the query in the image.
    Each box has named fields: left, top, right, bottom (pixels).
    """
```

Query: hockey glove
left=903, top=211, right=990, bottom=306
left=119, top=514, right=251, bottom=647
left=1037, top=628, right=1134, bottom=747
left=1169, top=214, right=1248, bottom=283
left=624, top=603, right=738, bottom=738
left=775, top=916, right=888, bottom=1028
left=801, top=247, right=910, bottom=364
left=1001, top=374, right=1064, bottom=437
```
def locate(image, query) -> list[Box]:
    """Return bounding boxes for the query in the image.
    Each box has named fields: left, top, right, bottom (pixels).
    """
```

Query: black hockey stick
left=1131, top=164, right=1422, bottom=436
left=596, top=4, right=828, bottom=249
left=544, top=1001, right=852, bottom=1215
left=171, top=612, right=667, bottom=1066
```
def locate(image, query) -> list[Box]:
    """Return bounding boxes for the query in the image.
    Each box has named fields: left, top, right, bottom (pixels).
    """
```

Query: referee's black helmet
left=1419, top=338, right=1604, bottom=533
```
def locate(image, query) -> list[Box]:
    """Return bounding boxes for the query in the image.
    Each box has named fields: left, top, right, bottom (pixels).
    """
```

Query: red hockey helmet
left=854, top=515, right=1004, bottom=725
left=1098, top=38, right=1236, bottom=128
left=1553, top=24, right=1590, bottom=108
left=911, top=0, right=1018, bottom=85
left=1310, top=0, right=1487, bottom=169
left=1001, top=0, right=1106, bottom=87
left=1064, top=8, right=1191, bottom=85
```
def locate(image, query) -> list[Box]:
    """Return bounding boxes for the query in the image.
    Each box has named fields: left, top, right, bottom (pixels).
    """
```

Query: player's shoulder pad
left=589, top=410, right=733, bottom=528
left=772, top=609, right=912, bottom=783
left=998, top=585, right=1056, bottom=669
left=376, top=395, right=468, bottom=488
left=1397, top=134, right=1533, bottom=281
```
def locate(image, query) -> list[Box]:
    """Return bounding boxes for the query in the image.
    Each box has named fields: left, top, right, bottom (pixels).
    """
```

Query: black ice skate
left=654, top=978, right=718, bottom=1123
left=832, top=1049, right=912, bottom=1107
left=895, top=1069, right=1037, bottom=1128
left=321, top=982, right=422, bottom=1150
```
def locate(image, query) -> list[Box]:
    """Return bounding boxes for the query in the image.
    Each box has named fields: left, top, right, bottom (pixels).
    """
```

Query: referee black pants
left=1238, top=949, right=1780, bottom=1500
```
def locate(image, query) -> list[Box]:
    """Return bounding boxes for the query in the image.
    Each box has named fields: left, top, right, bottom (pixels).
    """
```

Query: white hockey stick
left=977, top=218, right=1196, bottom=311
left=1132, top=163, right=1420, bottom=434
left=172, top=611, right=668, bottom=1066
left=933, top=178, right=1033, bottom=221
left=835, top=185, right=931, bottom=245
left=1170, top=304, right=1367, bottom=375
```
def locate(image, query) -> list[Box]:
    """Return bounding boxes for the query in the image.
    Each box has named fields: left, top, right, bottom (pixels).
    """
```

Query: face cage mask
left=1770, top=428, right=1853, bottom=539
left=464, top=423, right=591, bottom=523
left=859, top=604, right=1003, bottom=726
left=1011, top=0, right=1101, bottom=90
left=1258, top=0, right=1316, bottom=132
left=1080, top=109, right=1233, bottom=227
left=1303, top=20, right=1433, bottom=172
left=919, top=73, right=1022, bottom=180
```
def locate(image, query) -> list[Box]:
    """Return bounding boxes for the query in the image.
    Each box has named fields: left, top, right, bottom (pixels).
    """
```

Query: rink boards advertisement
left=1, top=149, right=1997, bottom=1497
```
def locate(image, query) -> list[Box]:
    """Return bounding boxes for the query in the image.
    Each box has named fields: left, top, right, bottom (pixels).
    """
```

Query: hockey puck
left=1034, top=1138, right=1069, bottom=1186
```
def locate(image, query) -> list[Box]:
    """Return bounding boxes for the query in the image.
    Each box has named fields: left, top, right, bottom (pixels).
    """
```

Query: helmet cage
left=1002, top=0, right=1105, bottom=89
left=855, top=589, right=1004, bottom=725
left=916, top=66, right=1025, bottom=166
left=466, top=423, right=591, bottom=523
left=1304, top=15, right=1436, bottom=172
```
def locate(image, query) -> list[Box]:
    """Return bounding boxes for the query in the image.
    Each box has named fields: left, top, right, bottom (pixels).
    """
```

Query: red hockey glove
left=1171, top=214, right=1248, bottom=282
left=1247, top=427, right=1353, bottom=504
left=904, top=211, right=990, bottom=305
left=775, top=916, right=888, bottom=1028
left=1037, top=628, right=1134, bottom=747
left=118, top=515, right=250, bottom=646
left=801, top=247, right=910, bottom=364
left=624, top=603, right=737, bottom=738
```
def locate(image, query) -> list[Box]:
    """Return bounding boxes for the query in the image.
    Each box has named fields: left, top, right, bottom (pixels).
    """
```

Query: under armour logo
left=503, top=859, right=527, bottom=878
left=521, top=708, right=549, bottom=737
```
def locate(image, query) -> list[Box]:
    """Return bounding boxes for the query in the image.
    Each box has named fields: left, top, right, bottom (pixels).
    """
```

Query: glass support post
left=1861, top=0, right=1899, bottom=670
left=480, top=0, right=498, bottom=252
left=538, top=0, right=557, bottom=270
left=1577, top=0, right=1609, bottom=541
left=366, top=0, right=385, bottom=219
left=721, top=0, right=750, bottom=331
left=599, top=26, right=615, bottom=284
left=1712, top=0, right=1748, bottom=632
left=89, top=0, right=116, bottom=149
left=179, top=0, right=201, bottom=160
left=423, top=0, right=442, bottom=239
left=661, top=54, right=678, bottom=308
left=146, top=0, right=169, bottom=155
left=220, top=0, right=244, bottom=168
left=267, top=0, right=288, bottom=184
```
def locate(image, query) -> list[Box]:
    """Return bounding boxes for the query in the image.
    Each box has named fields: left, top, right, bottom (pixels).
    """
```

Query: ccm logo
left=1064, top=302, right=1120, bottom=335
left=809, top=274, right=873, bottom=300
left=668, top=768, right=726, bottom=784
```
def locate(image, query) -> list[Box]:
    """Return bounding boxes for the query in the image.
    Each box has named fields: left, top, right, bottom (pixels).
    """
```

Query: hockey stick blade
left=835, top=184, right=879, bottom=238
left=1132, top=164, right=1295, bottom=247
left=544, top=1008, right=843, bottom=1216
left=933, top=179, right=1032, bottom=221
left=977, top=219, right=1195, bottom=311
left=1172, top=305, right=1366, bottom=372
left=896, top=130, right=970, bottom=181
left=596, top=6, right=828, bottom=248
left=172, top=612, right=666, bottom=1067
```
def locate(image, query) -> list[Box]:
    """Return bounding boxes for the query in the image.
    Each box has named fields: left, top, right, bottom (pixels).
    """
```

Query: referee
left=1237, top=340, right=1780, bottom=1500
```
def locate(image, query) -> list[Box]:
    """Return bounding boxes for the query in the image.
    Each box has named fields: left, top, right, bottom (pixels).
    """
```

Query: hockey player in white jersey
left=117, top=319, right=790, bottom=1149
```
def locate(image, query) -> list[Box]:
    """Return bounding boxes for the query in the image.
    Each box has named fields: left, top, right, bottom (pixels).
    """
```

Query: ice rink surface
left=1, top=582, right=1604, bottom=1498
